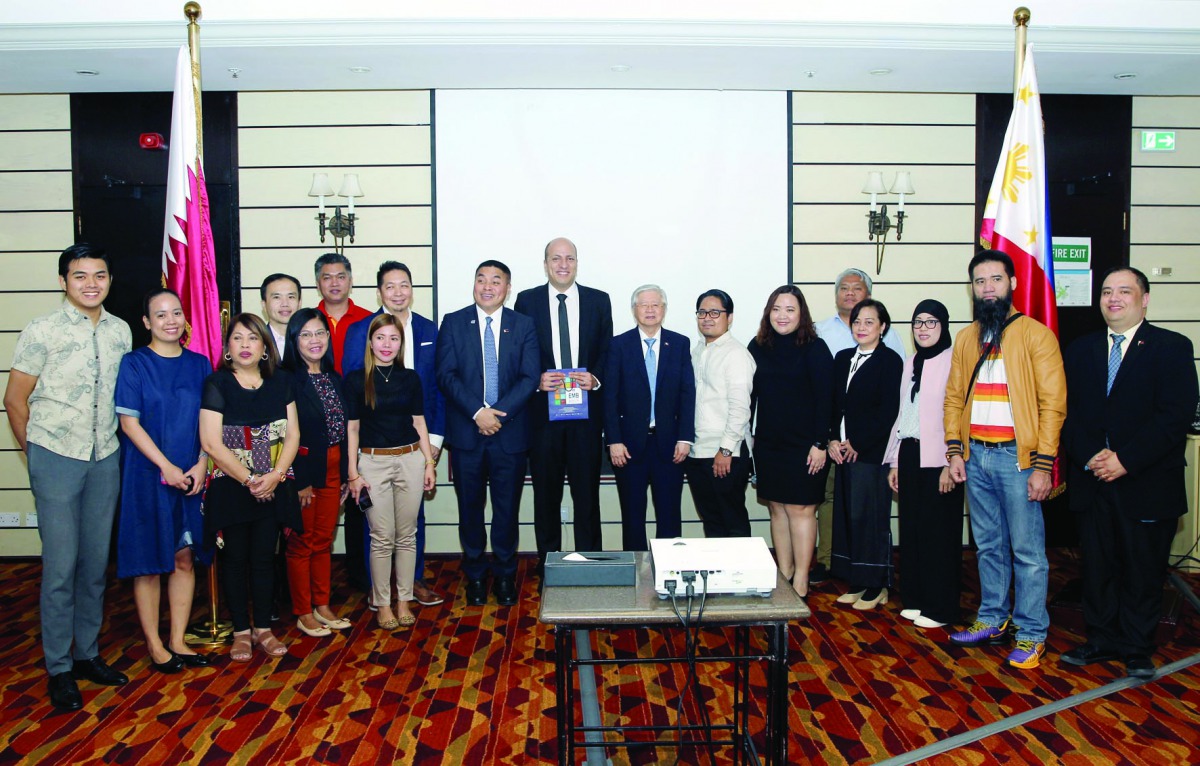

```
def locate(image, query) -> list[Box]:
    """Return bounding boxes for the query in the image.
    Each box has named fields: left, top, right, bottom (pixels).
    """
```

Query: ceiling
left=3, top=1, right=1200, bottom=96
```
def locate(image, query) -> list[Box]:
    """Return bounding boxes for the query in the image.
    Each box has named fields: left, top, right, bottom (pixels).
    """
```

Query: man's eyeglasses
left=695, top=309, right=729, bottom=319
left=298, top=330, right=330, bottom=341
left=911, top=319, right=940, bottom=329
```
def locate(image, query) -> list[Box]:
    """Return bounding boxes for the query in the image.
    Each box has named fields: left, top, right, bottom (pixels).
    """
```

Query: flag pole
left=1013, top=7, right=1030, bottom=98
left=181, top=1, right=233, bottom=649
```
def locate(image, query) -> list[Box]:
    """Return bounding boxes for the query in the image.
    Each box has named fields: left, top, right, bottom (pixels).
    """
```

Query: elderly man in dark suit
left=436, top=260, right=540, bottom=606
left=605, top=284, right=696, bottom=551
left=1060, top=266, right=1198, bottom=679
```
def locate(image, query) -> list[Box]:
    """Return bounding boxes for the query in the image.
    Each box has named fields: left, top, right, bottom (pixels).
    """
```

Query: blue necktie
left=1106, top=333, right=1124, bottom=396
left=644, top=338, right=657, bottom=419
left=484, top=316, right=499, bottom=405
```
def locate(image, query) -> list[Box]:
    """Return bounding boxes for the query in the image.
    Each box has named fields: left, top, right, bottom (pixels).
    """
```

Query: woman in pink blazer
left=884, top=300, right=964, bottom=629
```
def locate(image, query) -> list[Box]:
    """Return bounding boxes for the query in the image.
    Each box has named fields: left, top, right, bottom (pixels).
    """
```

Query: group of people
left=6, top=238, right=1195, bottom=713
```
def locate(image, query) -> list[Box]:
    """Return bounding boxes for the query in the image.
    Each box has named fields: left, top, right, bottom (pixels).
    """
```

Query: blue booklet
left=548, top=368, right=589, bottom=421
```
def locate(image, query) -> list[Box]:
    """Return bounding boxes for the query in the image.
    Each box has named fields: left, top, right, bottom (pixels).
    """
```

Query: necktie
left=557, top=293, right=572, bottom=369
left=644, top=338, right=657, bottom=418
left=484, top=316, right=499, bottom=405
left=1106, top=333, right=1125, bottom=395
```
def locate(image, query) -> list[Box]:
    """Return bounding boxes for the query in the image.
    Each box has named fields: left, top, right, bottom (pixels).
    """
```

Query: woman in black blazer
left=281, top=309, right=351, bottom=638
left=828, top=299, right=903, bottom=610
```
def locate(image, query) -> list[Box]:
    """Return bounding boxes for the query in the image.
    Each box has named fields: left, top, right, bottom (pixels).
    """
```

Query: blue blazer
left=603, top=327, right=696, bottom=460
left=435, top=305, right=540, bottom=453
left=343, top=309, right=445, bottom=440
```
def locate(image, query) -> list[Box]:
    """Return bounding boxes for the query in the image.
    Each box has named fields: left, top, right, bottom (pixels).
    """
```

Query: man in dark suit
left=436, top=260, right=540, bottom=605
left=344, top=261, right=446, bottom=606
left=1060, top=266, right=1198, bottom=679
left=605, top=285, right=696, bottom=551
left=514, top=237, right=613, bottom=562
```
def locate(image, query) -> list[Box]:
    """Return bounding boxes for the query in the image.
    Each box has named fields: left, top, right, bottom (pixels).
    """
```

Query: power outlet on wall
left=0, top=512, right=20, bottom=527
left=25, top=513, right=37, bottom=528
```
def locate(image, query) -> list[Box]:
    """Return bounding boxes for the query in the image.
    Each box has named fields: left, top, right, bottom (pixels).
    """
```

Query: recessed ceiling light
left=869, top=68, right=893, bottom=76
left=75, top=70, right=100, bottom=76
left=349, top=66, right=372, bottom=74
left=610, top=65, right=631, bottom=73
left=1113, top=72, right=1137, bottom=80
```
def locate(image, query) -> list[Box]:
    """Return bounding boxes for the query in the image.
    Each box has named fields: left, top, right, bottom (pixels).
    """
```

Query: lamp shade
left=338, top=173, right=364, bottom=198
left=889, top=171, right=915, bottom=195
left=861, top=171, right=887, bottom=195
left=308, top=173, right=334, bottom=197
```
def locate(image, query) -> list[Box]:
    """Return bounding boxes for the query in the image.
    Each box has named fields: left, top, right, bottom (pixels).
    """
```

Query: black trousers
left=221, top=515, right=279, bottom=632
left=614, top=432, right=684, bottom=551
left=529, top=419, right=603, bottom=555
left=896, top=439, right=964, bottom=624
left=1079, top=484, right=1177, bottom=656
left=684, top=455, right=752, bottom=538
left=831, top=462, right=893, bottom=589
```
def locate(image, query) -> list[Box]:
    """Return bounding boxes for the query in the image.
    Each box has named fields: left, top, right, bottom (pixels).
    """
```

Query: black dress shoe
left=494, top=577, right=518, bottom=606
left=72, top=657, right=129, bottom=687
left=808, top=563, right=829, bottom=585
left=170, top=650, right=211, bottom=668
left=1124, top=654, right=1157, bottom=679
left=150, top=654, right=185, bottom=675
left=1060, top=643, right=1119, bottom=667
left=466, top=579, right=488, bottom=606
left=48, top=672, right=82, bottom=711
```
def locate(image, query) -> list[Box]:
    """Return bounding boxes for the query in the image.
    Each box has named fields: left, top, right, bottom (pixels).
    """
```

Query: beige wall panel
left=1131, top=168, right=1200, bottom=206
left=0, top=453, right=30, bottom=489
left=793, top=281, right=972, bottom=325
left=0, top=171, right=72, bottom=211
left=1149, top=284, right=1200, bottom=320
left=792, top=244, right=976, bottom=285
left=0, top=252, right=61, bottom=292
left=0, top=492, right=35, bottom=515
left=1130, top=207, right=1200, bottom=245
left=1130, top=128, right=1200, bottom=167
left=240, top=207, right=432, bottom=249
left=793, top=165, right=974, bottom=204
left=238, top=126, right=430, bottom=168
left=238, top=91, right=430, bottom=128
left=0, top=336, right=17, bottom=368
left=1133, top=97, right=1200, bottom=129
left=240, top=247, right=434, bottom=289
left=0, top=131, right=71, bottom=171
left=0, top=294, right=66, bottom=332
left=0, top=414, right=18, bottom=450
left=0, top=528, right=40, bottom=557
left=794, top=203, right=974, bottom=245
left=0, top=211, right=73, bottom=251
left=791, top=92, right=975, bottom=126
left=1154, top=322, right=1200, bottom=353
left=793, top=125, right=975, bottom=165
left=0, top=95, right=69, bottom=131
left=239, top=166, right=432, bottom=208
left=1131, top=246, right=1200, bottom=282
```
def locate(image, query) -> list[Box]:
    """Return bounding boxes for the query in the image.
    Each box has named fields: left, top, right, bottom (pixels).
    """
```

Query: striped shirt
left=968, top=346, right=1016, bottom=442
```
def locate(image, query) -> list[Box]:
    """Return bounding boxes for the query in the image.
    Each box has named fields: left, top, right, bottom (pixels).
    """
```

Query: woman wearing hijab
left=884, top=299, right=964, bottom=629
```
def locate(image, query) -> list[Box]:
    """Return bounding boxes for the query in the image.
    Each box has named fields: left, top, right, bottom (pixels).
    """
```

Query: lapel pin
left=1137, top=340, right=1144, bottom=346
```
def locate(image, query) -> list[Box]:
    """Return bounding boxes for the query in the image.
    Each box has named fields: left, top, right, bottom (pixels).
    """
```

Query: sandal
left=377, top=612, right=400, bottom=630
left=230, top=631, right=253, bottom=663
left=253, top=630, right=288, bottom=657
left=397, top=613, right=416, bottom=627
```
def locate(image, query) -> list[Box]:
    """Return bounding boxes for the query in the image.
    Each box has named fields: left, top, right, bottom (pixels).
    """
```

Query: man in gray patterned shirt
left=4, top=243, right=132, bottom=711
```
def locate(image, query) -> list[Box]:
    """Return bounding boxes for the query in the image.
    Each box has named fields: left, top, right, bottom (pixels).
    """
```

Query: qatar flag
left=979, top=44, right=1057, bottom=336
left=162, top=44, right=222, bottom=367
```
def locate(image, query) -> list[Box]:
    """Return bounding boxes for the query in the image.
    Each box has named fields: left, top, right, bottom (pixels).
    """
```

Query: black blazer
left=289, top=368, right=350, bottom=491
left=1062, top=322, right=1198, bottom=519
left=513, top=283, right=613, bottom=430
left=830, top=345, right=903, bottom=464
left=603, top=327, right=696, bottom=460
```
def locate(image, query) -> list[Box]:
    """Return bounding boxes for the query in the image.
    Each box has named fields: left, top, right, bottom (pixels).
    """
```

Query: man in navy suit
left=1060, top=266, right=1198, bottom=679
left=605, top=285, right=696, bottom=551
left=436, top=260, right=540, bottom=605
left=514, top=237, right=613, bottom=563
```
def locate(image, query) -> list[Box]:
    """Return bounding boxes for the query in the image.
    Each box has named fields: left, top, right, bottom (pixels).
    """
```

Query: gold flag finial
left=1013, top=7, right=1031, bottom=27
left=184, top=2, right=201, bottom=23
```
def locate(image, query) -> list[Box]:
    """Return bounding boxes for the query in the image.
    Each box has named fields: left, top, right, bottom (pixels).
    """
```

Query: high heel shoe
left=852, top=587, right=889, bottom=610
left=836, top=589, right=866, bottom=605
left=796, top=597, right=812, bottom=619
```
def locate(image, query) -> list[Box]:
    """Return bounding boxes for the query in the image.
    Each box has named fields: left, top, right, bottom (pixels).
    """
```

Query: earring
left=224, top=353, right=232, bottom=361
left=262, top=352, right=269, bottom=360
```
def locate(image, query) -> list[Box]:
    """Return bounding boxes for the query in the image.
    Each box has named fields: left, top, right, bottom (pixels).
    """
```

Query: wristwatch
left=813, top=441, right=828, bottom=451
left=718, top=448, right=733, bottom=458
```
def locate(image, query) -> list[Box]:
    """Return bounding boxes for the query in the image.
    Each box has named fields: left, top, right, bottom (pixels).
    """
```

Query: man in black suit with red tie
left=514, top=238, right=613, bottom=564
left=1060, top=266, right=1198, bottom=678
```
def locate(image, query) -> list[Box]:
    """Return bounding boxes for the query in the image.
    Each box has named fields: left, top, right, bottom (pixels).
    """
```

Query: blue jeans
left=964, top=442, right=1050, bottom=643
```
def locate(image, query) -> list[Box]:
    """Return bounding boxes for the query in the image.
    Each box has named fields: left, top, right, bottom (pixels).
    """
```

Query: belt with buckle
left=361, top=443, right=421, bottom=456
left=970, top=439, right=1016, bottom=449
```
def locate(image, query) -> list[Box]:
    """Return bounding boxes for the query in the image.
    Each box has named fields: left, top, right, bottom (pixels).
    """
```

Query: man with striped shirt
left=942, top=250, right=1066, bottom=670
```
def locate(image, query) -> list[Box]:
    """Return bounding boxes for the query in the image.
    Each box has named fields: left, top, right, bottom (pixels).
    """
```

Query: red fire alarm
left=139, top=132, right=168, bottom=150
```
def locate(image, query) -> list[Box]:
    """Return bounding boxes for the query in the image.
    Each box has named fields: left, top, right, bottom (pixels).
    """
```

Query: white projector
left=650, top=537, right=778, bottom=598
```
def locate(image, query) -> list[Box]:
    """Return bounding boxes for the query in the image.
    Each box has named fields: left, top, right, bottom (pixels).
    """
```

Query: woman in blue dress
left=115, top=288, right=213, bottom=673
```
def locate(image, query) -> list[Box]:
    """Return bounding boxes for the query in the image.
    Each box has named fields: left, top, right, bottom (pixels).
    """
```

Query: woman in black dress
left=199, top=313, right=301, bottom=661
left=828, top=299, right=903, bottom=611
left=748, top=286, right=833, bottom=614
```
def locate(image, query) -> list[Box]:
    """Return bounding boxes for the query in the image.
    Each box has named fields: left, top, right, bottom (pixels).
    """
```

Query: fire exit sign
left=1141, top=131, right=1176, bottom=151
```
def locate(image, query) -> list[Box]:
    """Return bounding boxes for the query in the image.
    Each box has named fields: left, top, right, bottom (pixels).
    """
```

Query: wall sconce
left=863, top=171, right=914, bottom=274
left=308, top=173, right=364, bottom=254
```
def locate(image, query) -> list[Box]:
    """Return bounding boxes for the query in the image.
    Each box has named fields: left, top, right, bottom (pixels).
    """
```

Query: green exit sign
left=1054, top=243, right=1089, bottom=263
left=1141, top=130, right=1176, bottom=151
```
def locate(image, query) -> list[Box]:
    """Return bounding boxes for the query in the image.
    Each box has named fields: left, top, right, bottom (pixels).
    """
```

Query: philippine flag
left=978, top=44, right=1057, bottom=336
left=162, top=45, right=223, bottom=367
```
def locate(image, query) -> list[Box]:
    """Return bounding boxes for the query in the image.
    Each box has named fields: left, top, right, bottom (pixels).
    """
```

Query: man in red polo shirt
left=314, top=253, right=373, bottom=373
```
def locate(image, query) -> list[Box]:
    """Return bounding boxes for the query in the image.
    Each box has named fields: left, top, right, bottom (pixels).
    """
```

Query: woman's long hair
left=280, top=309, right=335, bottom=374
left=219, top=313, right=277, bottom=377
left=363, top=313, right=406, bottom=409
left=754, top=285, right=817, bottom=347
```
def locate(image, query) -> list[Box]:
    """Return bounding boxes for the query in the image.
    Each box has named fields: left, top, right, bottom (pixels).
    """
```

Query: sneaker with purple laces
left=949, top=618, right=1011, bottom=646
left=1006, top=640, right=1046, bottom=669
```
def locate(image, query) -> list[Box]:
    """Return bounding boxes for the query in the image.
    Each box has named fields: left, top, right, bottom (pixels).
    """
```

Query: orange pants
left=286, top=445, right=341, bottom=615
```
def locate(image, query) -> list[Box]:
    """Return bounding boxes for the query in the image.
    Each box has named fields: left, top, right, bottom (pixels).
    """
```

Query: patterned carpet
left=0, top=550, right=1198, bottom=765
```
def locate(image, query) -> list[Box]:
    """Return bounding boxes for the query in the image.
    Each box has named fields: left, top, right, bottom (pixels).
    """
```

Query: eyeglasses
left=695, top=309, right=729, bottom=319
left=298, top=330, right=330, bottom=341
left=911, top=319, right=940, bottom=329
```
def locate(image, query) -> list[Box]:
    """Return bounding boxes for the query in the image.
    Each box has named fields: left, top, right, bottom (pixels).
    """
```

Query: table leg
left=768, top=623, right=789, bottom=765
left=556, top=626, right=572, bottom=766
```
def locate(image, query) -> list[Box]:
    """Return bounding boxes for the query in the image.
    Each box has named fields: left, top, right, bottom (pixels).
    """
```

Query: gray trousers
left=28, top=443, right=120, bottom=675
